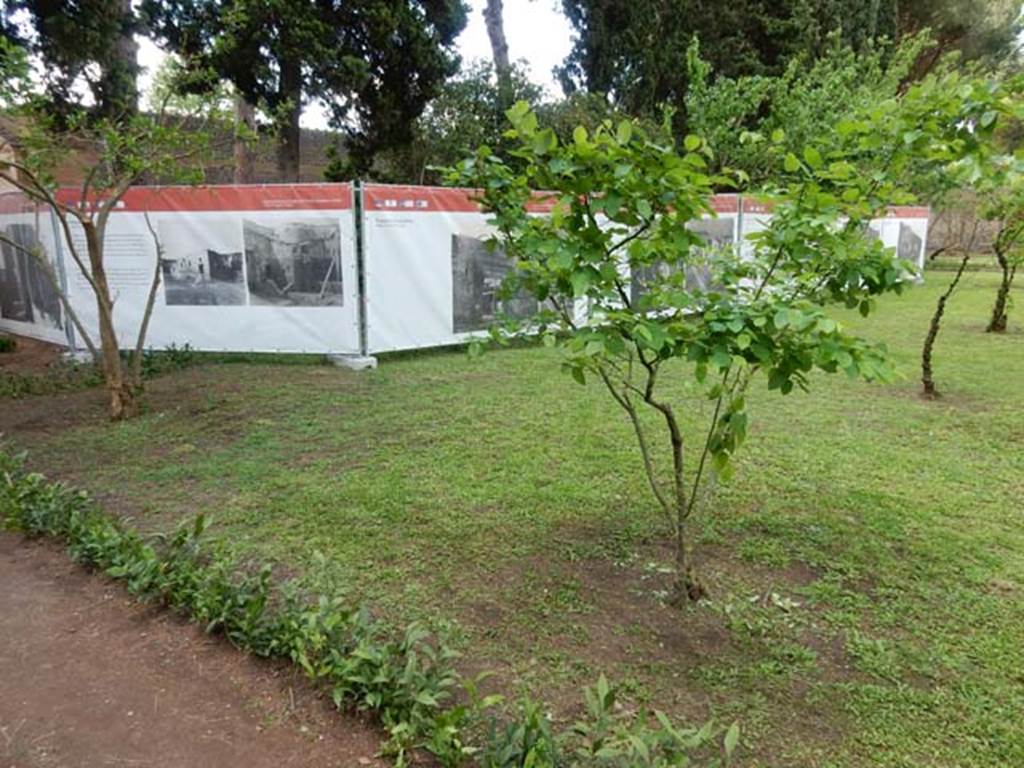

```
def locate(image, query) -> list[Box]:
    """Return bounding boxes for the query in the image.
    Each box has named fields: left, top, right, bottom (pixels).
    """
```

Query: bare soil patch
left=0, top=532, right=387, bottom=768
left=0, top=334, right=64, bottom=376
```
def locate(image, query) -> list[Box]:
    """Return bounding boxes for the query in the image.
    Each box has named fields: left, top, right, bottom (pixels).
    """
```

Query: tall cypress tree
left=142, top=0, right=468, bottom=181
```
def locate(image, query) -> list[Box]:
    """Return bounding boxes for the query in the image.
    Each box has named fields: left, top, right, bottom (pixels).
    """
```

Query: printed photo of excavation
left=159, top=219, right=247, bottom=306
left=243, top=219, right=344, bottom=307
left=0, top=222, right=63, bottom=329
left=897, top=221, right=924, bottom=263
left=630, top=216, right=735, bottom=305
left=451, top=234, right=540, bottom=333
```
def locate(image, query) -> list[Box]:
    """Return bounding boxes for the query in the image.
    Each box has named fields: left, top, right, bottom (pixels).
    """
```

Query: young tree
left=142, top=0, right=467, bottom=181
left=449, top=68, right=1010, bottom=604
left=921, top=201, right=980, bottom=398
left=981, top=168, right=1024, bottom=332
left=0, top=41, right=222, bottom=419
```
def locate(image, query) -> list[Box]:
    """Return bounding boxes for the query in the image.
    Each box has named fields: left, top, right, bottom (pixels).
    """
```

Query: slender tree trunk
left=654, top=399, right=706, bottom=605
left=83, top=222, right=137, bottom=420
left=233, top=94, right=257, bottom=184
left=922, top=252, right=970, bottom=398
left=276, top=58, right=302, bottom=182
left=483, top=0, right=513, bottom=108
left=98, top=0, right=139, bottom=120
left=986, top=250, right=1014, bottom=333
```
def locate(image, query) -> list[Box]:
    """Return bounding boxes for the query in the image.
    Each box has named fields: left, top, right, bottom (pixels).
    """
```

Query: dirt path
left=0, top=533, right=387, bottom=768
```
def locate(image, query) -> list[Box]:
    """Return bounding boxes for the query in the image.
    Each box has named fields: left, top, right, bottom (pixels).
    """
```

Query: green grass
left=3, top=271, right=1022, bottom=767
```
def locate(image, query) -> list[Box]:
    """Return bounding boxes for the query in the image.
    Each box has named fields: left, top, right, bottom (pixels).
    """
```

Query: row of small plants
left=0, top=344, right=196, bottom=400
left=0, top=447, right=739, bottom=767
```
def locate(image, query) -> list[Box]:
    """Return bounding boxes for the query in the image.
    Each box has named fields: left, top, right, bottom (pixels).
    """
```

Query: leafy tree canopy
left=1, top=0, right=139, bottom=121
left=141, top=0, right=468, bottom=178
left=557, top=0, right=1020, bottom=133
left=684, top=32, right=931, bottom=184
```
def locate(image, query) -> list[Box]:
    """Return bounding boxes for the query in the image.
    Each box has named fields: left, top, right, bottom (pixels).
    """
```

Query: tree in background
left=372, top=59, right=542, bottom=184
left=0, top=40, right=222, bottom=419
left=684, top=33, right=929, bottom=184
left=557, top=0, right=1020, bottom=137
left=482, top=0, right=512, bottom=109
left=142, top=0, right=467, bottom=182
left=1, top=0, right=139, bottom=121
left=981, top=166, right=1024, bottom=333
left=450, top=65, right=1013, bottom=603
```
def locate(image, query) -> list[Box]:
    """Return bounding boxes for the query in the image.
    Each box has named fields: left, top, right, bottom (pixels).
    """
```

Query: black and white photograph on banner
left=897, top=221, right=924, bottom=263
left=243, top=218, right=343, bottom=307
left=451, top=233, right=540, bottom=333
left=0, top=222, right=63, bottom=329
left=630, top=216, right=735, bottom=305
left=159, top=219, right=247, bottom=306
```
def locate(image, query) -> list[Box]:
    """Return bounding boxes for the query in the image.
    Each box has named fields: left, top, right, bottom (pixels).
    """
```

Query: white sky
left=137, top=0, right=574, bottom=130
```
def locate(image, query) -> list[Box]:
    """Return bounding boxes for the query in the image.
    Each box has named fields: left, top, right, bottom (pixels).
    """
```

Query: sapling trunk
left=922, top=252, right=970, bottom=398
left=986, top=249, right=1015, bottom=333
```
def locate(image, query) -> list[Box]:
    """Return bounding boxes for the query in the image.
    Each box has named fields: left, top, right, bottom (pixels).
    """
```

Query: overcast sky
left=138, top=0, right=575, bottom=129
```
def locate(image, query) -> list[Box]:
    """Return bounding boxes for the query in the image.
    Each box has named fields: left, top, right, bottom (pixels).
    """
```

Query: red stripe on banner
left=363, top=184, right=480, bottom=213
left=741, top=198, right=929, bottom=219
left=363, top=185, right=742, bottom=216
left=710, top=195, right=739, bottom=213
left=53, top=183, right=353, bottom=212
left=883, top=206, right=930, bottom=218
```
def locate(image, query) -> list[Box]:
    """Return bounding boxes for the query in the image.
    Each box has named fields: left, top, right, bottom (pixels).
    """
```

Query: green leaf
left=637, top=199, right=653, bottom=219
left=570, top=367, right=586, bottom=386
left=572, top=125, right=588, bottom=146
left=724, top=722, right=740, bottom=758
left=803, top=147, right=823, bottom=170
left=770, top=128, right=785, bottom=143
left=784, top=153, right=801, bottom=173
left=684, top=134, right=701, bottom=152
left=570, top=269, right=594, bottom=297
left=616, top=120, right=633, bottom=144
left=506, top=100, right=530, bottom=122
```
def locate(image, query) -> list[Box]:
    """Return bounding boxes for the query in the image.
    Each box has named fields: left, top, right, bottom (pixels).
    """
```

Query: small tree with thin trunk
left=450, top=67, right=1011, bottom=605
left=982, top=170, right=1024, bottom=333
left=0, top=40, right=223, bottom=419
left=921, top=203, right=979, bottom=398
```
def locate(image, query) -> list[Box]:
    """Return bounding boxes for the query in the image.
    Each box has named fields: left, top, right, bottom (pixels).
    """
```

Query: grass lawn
left=2, top=270, right=1022, bottom=767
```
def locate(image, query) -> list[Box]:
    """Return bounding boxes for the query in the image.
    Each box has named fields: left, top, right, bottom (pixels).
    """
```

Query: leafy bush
left=0, top=447, right=738, bottom=766
left=0, top=335, right=15, bottom=353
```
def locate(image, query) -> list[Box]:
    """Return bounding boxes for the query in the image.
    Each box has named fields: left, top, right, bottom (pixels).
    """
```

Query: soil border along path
left=0, top=533, right=387, bottom=768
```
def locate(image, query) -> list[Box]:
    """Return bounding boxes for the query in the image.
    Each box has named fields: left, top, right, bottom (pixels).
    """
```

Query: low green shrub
left=0, top=359, right=103, bottom=399
left=0, top=447, right=738, bottom=767
left=0, top=344, right=198, bottom=400
left=0, top=335, right=15, bottom=353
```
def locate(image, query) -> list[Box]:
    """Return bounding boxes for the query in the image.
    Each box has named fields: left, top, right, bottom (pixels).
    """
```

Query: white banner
left=57, top=184, right=359, bottom=354
left=363, top=184, right=561, bottom=353
left=2, top=182, right=930, bottom=358
left=739, top=198, right=930, bottom=271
